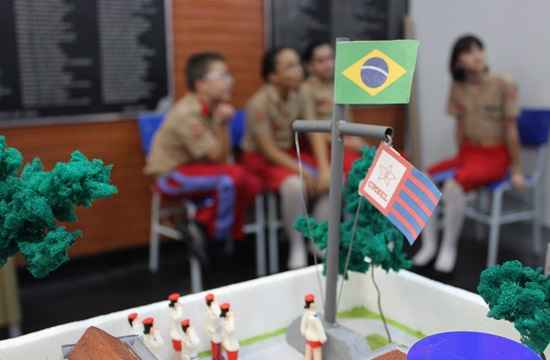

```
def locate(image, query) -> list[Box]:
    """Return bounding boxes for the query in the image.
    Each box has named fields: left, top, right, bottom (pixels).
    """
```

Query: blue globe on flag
left=361, top=57, right=388, bottom=88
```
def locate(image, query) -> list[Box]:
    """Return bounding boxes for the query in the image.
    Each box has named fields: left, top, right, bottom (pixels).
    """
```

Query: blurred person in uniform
left=301, top=41, right=364, bottom=174
left=145, top=52, right=261, bottom=244
left=242, top=47, right=330, bottom=269
left=413, top=35, right=525, bottom=273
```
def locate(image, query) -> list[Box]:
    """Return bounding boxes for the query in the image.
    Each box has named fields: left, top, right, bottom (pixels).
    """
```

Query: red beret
left=181, top=319, right=190, bottom=327
left=305, top=294, right=315, bottom=303
left=128, top=312, right=138, bottom=321
left=168, top=292, right=181, bottom=302
left=142, top=317, right=154, bottom=326
left=220, top=303, right=230, bottom=311
left=205, top=293, right=215, bottom=302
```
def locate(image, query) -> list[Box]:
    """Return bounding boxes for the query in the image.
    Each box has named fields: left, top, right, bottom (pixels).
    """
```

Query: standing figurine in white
left=180, top=319, right=201, bottom=360
left=169, top=292, right=184, bottom=354
left=221, top=303, right=239, bottom=360
left=142, top=317, right=165, bottom=358
left=127, top=312, right=143, bottom=336
left=205, top=293, right=223, bottom=360
left=300, top=294, right=326, bottom=360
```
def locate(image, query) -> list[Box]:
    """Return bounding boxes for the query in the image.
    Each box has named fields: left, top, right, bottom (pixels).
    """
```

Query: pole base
left=286, top=316, right=374, bottom=359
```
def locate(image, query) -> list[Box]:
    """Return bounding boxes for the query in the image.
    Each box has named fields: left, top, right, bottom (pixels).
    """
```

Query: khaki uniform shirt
left=448, top=73, right=519, bottom=145
left=144, top=94, right=219, bottom=176
left=243, top=84, right=305, bottom=151
left=301, top=76, right=333, bottom=120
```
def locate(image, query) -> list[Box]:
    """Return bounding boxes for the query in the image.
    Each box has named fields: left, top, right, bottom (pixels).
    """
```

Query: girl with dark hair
left=413, top=34, right=525, bottom=273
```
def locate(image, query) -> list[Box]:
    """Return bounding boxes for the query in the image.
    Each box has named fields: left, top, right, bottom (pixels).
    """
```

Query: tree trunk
left=371, top=268, right=392, bottom=344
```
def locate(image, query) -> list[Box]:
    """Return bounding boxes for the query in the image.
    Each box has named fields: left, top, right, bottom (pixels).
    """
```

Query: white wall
left=411, top=0, right=550, bottom=225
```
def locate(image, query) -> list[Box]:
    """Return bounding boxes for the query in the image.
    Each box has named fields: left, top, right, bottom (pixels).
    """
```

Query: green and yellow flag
left=335, top=40, right=419, bottom=104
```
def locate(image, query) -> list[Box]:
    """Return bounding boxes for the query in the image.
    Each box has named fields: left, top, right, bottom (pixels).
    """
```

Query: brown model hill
left=68, top=326, right=139, bottom=360
left=373, top=349, right=407, bottom=360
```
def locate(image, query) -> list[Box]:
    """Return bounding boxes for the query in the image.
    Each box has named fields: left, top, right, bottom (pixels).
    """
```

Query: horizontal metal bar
left=338, top=121, right=390, bottom=139
left=292, top=120, right=331, bottom=133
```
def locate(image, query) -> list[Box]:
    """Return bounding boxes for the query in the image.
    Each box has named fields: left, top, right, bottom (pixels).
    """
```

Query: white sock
left=413, top=213, right=439, bottom=266
left=280, top=176, right=307, bottom=269
left=435, top=179, right=466, bottom=273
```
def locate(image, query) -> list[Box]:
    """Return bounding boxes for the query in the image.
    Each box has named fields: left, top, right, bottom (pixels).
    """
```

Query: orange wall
left=4, top=0, right=265, bottom=260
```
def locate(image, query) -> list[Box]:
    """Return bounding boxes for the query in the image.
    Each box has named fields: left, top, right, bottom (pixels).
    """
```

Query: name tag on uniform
left=359, top=142, right=441, bottom=245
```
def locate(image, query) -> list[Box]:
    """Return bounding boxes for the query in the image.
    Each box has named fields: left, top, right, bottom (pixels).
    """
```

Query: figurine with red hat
left=300, top=294, right=326, bottom=360
left=127, top=312, right=143, bottom=336
left=205, top=293, right=223, bottom=360
left=220, top=303, right=239, bottom=360
left=142, top=317, right=165, bottom=357
left=180, top=319, right=201, bottom=360
left=168, top=292, right=184, bottom=353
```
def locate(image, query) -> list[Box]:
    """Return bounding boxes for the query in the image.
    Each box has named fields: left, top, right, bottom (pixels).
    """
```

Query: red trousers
left=242, top=150, right=316, bottom=191
left=157, top=163, right=261, bottom=240
left=226, top=350, right=239, bottom=360
left=429, top=141, right=510, bottom=192
left=307, top=340, right=323, bottom=349
left=211, top=341, right=222, bottom=360
left=242, top=147, right=360, bottom=191
left=172, top=339, right=182, bottom=352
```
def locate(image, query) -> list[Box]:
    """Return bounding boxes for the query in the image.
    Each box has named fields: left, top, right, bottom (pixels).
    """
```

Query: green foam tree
left=294, top=145, right=411, bottom=277
left=0, top=136, right=118, bottom=278
left=478, top=260, right=550, bottom=357
left=294, top=145, right=411, bottom=342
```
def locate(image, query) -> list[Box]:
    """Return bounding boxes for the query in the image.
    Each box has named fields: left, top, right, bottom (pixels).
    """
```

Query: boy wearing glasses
left=145, top=52, right=260, bottom=243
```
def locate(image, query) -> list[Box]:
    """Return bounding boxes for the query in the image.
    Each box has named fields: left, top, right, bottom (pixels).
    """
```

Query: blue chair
left=138, top=111, right=269, bottom=292
left=229, top=110, right=246, bottom=149
left=462, top=109, right=550, bottom=266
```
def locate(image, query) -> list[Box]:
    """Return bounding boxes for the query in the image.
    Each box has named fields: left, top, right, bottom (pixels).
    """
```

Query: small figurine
left=221, top=303, right=239, bottom=360
left=205, top=293, right=223, bottom=360
left=300, top=294, right=326, bottom=360
left=142, top=317, right=164, bottom=358
left=169, top=292, right=184, bottom=353
left=127, top=312, right=143, bottom=336
left=180, top=319, right=201, bottom=360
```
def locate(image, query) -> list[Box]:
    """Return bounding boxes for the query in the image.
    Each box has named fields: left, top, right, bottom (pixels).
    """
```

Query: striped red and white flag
left=359, top=142, right=442, bottom=245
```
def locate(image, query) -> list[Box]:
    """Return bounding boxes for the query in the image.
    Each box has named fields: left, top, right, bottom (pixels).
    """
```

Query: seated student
left=144, top=52, right=261, bottom=242
left=413, top=35, right=525, bottom=273
left=300, top=41, right=365, bottom=173
left=241, top=47, right=330, bottom=269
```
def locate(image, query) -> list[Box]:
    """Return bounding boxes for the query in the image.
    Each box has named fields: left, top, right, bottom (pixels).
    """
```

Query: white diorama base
left=0, top=266, right=544, bottom=359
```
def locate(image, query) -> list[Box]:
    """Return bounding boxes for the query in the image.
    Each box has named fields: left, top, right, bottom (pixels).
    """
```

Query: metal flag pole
left=292, top=39, right=391, bottom=325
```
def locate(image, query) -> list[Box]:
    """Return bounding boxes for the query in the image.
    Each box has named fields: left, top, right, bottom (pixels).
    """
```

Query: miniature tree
left=478, top=260, right=550, bottom=358
left=0, top=136, right=117, bottom=278
left=295, top=145, right=411, bottom=342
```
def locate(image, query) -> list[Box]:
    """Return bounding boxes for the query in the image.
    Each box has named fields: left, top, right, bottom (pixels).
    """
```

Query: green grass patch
left=199, top=327, right=288, bottom=358
left=366, top=334, right=390, bottom=350
left=338, top=306, right=425, bottom=339
left=240, top=327, right=288, bottom=346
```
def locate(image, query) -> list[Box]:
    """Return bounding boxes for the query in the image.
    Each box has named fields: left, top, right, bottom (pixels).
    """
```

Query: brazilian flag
left=335, top=40, right=419, bottom=105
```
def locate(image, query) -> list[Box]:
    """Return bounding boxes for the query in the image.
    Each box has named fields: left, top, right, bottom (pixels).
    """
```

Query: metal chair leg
left=255, top=194, right=267, bottom=277
left=487, top=190, right=503, bottom=267
left=267, top=192, right=279, bottom=274
left=475, top=191, right=489, bottom=241
left=533, top=183, right=543, bottom=255
left=190, top=255, right=203, bottom=293
left=149, top=192, right=161, bottom=273
left=8, top=323, right=21, bottom=338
